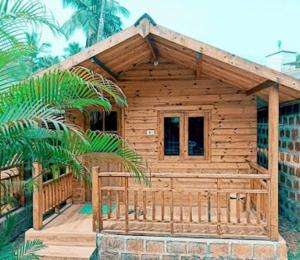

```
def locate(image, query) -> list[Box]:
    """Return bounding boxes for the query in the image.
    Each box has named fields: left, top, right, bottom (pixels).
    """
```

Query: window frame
left=158, top=110, right=211, bottom=161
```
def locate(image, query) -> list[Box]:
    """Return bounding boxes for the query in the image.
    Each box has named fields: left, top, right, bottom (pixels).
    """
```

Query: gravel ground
left=279, top=217, right=300, bottom=259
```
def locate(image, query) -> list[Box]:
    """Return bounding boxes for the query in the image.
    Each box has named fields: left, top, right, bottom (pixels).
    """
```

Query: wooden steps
left=36, top=245, right=96, bottom=260
left=25, top=204, right=97, bottom=259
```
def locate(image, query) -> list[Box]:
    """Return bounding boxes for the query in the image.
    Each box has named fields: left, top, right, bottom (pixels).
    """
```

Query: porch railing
left=0, top=167, right=24, bottom=216
left=92, top=164, right=273, bottom=239
left=33, top=163, right=73, bottom=230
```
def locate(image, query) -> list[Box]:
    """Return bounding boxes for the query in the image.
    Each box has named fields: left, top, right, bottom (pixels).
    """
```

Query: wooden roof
left=42, top=14, right=300, bottom=103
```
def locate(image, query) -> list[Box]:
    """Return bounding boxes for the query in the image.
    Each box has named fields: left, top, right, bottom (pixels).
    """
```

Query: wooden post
left=19, top=166, right=25, bottom=207
left=92, top=166, right=101, bottom=232
left=268, top=85, right=279, bottom=240
left=33, top=162, right=43, bottom=230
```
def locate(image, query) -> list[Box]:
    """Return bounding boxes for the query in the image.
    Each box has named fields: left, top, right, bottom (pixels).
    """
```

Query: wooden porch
left=91, top=162, right=272, bottom=240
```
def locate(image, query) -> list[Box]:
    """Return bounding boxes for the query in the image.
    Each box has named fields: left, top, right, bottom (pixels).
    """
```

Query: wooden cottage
left=25, top=14, right=300, bottom=259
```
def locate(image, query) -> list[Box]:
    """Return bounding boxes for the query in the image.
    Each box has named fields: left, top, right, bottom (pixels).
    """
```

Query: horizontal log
left=98, top=172, right=270, bottom=179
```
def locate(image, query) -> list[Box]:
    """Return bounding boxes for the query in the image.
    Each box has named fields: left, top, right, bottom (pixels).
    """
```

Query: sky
left=41, top=0, right=300, bottom=64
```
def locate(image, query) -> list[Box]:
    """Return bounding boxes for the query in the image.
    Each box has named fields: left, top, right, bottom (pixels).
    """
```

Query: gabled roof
left=41, top=14, right=300, bottom=103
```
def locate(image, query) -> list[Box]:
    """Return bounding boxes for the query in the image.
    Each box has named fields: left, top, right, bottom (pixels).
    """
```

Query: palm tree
left=25, top=32, right=62, bottom=73
left=61, top=0, right=130, bottom=47
left=63, top=42, right=82, bottom=58
left=15, top=32, right=57, bottom=77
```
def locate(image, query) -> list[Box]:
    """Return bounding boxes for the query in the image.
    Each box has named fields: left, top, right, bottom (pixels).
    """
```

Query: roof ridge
left=134, top=13, right=157, bottom=27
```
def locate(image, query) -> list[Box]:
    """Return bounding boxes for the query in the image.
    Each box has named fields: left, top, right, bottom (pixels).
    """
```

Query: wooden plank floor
left=42, top=204, right=93, bottom=234
left=25, top=204, right=96, bottom=247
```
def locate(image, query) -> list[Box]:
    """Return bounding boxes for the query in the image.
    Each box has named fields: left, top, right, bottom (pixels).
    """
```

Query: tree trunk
left=97, top=0, right=106, bottom=41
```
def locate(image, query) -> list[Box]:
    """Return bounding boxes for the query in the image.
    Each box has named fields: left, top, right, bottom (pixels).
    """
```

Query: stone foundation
left=97, top=233, right=287, bottom=259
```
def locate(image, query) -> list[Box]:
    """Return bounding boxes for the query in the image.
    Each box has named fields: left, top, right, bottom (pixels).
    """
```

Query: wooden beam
left=196, top=52, right=203, bottom=78
left=90, top=57, right=118, bottom=81
left=246, top=80, right=276, bottom=96
left=268, top=85, right=279, bottom=240
left=145, top=36, right=159, bottom=64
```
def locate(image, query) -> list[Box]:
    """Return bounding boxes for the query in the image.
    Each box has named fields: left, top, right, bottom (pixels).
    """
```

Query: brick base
left=97, top=233, right=287, bottom=260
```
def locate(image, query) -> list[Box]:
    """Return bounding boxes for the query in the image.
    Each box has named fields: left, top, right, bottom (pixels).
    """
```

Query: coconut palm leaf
left=14, top=240, right=45, bottom=260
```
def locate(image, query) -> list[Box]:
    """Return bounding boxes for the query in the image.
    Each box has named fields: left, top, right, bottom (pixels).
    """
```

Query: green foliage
left=61, top=0, right=130, bottom=46
left=63, top=42, right=82, bottom=58
left=0, top=214, right=45, bottom=260
left=0, top=0, right=63, bottom=90
left=0, top=67, right=146, bottom=182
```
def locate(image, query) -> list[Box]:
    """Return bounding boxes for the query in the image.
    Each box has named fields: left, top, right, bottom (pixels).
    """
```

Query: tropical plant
left=63, top=42, right=82, bottom=58
left=0, top=67, right=146, bottom=181
left=0, top=214, right=45, bottom=260
left=61, top=0, right=130, bottom=46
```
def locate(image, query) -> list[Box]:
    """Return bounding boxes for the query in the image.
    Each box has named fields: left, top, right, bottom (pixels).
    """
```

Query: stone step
left=36, top=245, right=96, bottom=260
left=25, top=228, right=96, bottom=247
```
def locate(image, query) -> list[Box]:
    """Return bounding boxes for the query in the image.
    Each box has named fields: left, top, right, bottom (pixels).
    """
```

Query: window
left=159, top=111, right=210, bottom=160
left=90, top=111, right=118, bottom=134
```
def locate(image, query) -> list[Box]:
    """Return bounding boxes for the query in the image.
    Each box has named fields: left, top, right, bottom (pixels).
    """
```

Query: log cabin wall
left=65, top=110, right=87, bottom=203
left=66, top=59, right=258, bottom=202
left=119, top=59, right=257, bottom=175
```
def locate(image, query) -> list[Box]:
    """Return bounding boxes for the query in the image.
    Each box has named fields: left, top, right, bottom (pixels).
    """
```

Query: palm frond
left=14, top=240, right=45, bottom=260
left=0, top=0, right=62, bottom=37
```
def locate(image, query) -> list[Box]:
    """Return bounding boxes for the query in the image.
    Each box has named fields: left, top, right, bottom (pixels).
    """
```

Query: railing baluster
left=107, top=190, right=111, bottom=219
left=246, top=193, right=250, bottom=223
left=180, top=191, right=183, bottom=222
left=116, top=190, right=120, bottom=219
left=134, top=190, right=137, bottom=220
left=207, top=192, right=211, bottom=223
left=125, top=176, right=129, bottom=233
left=198, top=192, right=201, bottom=223
left=217, top=179, right=221, bottom=224
left=143, top=190, right=147, bottom=221
left=170, top=177, right=174, bottom=233
left=256, top=193, right=261, bottom=224
left=236, top=193, right=241, bottom=223
left=152, top=191, right=156, bottom=221
left=161, top=191, right=164, bottom=221
left=189, top=192, right=192, bottom=222
left=227, top=192, right=230, bottom=223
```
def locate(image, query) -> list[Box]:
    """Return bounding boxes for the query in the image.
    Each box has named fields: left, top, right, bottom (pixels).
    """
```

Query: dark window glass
left=90, top=112, right=118, bottom=132
left=90, top=112, right=104, bottom=131
left=188, top=117, right=204, bottom=156
left=105, top=111, right=117, bottom=131
left=164, top=117, right=180, bottom=155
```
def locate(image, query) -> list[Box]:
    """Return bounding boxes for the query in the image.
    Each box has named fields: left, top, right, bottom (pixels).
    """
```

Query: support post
left=92, top=166, right=101, bottom=232
left=268, top=85, right=279, bottom=240
left=33, top=162, right=43, bottom=230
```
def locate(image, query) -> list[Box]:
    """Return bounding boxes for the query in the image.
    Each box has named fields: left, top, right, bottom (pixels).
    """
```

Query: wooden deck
left=25, top=204, right=96, bottom=259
